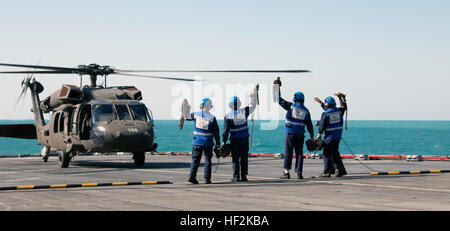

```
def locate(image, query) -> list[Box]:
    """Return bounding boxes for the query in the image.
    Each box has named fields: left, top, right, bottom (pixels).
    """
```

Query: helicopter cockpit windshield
left=115, top=104, right=132, bottom=120
left=91, top=103, right=152, bottom=124
left=129, top=104, right=151, bottom=122
left=92, top=104, right=116, bottom=123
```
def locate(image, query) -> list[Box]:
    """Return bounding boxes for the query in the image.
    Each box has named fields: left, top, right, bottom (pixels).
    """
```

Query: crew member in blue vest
left=181, top=98, right=220, bottom=184
left=314, top=93, right=347, bottom=177
left=222, top=85, right=259, bottom=183
left=274, top=78, right=314, bottom=179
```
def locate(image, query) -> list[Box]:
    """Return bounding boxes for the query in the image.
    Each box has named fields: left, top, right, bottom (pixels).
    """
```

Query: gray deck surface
left=1, top=154, right=450, bottom=211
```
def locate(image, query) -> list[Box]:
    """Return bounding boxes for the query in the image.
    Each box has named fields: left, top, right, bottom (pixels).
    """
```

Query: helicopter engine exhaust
left=40, top=84, right=83, bottom=112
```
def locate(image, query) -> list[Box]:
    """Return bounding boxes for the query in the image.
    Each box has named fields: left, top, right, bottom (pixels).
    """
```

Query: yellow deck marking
left=16, top=185, right=35, bottom=190
left=142, top=181, right=157, bottom=185
left=82, top=183, right=98, bottom=187
left=388, top=171, right=400, bottom=175
left=112, top=182, right=128, bottom=186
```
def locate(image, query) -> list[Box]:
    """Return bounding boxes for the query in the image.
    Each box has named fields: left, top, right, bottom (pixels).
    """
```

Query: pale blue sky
left=0, top=0, right=449, bottom=120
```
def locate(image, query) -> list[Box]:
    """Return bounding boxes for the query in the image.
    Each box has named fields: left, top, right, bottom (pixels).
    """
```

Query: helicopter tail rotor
left=15, top=76, right=33, bottom=109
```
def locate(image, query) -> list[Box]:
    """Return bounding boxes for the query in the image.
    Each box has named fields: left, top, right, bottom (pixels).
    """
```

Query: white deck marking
left=4, top=177, right=40, bottom=182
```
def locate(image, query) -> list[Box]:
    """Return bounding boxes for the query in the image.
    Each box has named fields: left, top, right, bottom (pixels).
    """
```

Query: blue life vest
left=192, top=111, right=215, bottom=146
left=323, top=107, right=344, bottom=142
left=285, top=103, right=310, bottom=134
left=225, top=108, right=249, bottom=139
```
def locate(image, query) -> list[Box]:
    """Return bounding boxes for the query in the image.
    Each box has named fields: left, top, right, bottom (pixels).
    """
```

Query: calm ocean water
left=0, top=120, right=449, bottom=156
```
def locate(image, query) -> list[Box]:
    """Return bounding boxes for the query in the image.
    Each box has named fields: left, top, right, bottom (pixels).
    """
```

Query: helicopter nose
left=91, top=124, right=154, bottom=152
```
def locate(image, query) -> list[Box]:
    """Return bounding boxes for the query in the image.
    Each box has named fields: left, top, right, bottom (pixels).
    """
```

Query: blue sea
left=0, top=120, right=449, bottom=156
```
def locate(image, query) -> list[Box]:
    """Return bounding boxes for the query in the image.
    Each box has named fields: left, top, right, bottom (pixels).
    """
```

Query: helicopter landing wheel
left=132, top=152, right=145, bottom=167
left=58, top=150, right=71, bottom=168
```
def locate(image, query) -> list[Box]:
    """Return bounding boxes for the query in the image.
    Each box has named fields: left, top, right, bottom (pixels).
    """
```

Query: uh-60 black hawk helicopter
left=0, top=62, right=309, bottom=168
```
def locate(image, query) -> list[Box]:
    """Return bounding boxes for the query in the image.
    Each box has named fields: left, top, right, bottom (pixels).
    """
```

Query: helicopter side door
left=70, top=104, right=81, bottom=137
left=73, top=104, right=92, bottom=140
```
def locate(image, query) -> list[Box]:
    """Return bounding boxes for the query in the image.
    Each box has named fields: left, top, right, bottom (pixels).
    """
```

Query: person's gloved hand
left=313, top=97, right=323, bottom=104
left=273, top=77, right=282, bottom=86
left=335, top=92, right=346, bottom=100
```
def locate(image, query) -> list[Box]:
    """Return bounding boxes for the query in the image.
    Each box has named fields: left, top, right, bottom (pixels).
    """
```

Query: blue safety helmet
left=228, top=96, right=241, bottom=110
left=324, top=96, right=336, bottom=105
left=293, top=91, right=304, bottom=102
left=200, top=98, right=213, bottom=111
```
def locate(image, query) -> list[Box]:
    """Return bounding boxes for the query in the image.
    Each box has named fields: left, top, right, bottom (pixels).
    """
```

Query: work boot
left=188, top=177, right=199, bottom=184
left=297, top=173, right=304, bottom=179
left=205, top=179, right=212, bottom=184
left=280, top=172, right=290, bottom=179
left=240, top=176, right=248, bottom=182
left=231, top=177, right=239, bottom=183
left=319, top=172, right=331, bottom=178
left=334, top=170, right=347, bottom=177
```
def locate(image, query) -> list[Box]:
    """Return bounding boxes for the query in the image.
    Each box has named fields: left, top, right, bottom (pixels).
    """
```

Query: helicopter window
left=53, top=113, right=60, bottom=133
left=79, top=105, right=92, bottom=140
left=69, top=109, right=76, bottom=133
left=59, top=113, right=65, bottom=133
left=92, top=104, right=116, bottom=123
left=115, top=104, right=132, bottom=120
left=129, top=105, right=148, bottom=121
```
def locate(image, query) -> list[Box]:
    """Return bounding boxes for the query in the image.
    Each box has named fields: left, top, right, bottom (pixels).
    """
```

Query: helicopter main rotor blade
left=115, top=69, right=310, bottom=73
left=114, top=73, right=197, bottom=81
left=0, top=70, right=74, bottom=74
left=0, top=63, right=78, bottom=72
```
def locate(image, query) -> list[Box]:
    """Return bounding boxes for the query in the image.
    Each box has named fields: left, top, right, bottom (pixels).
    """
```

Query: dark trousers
left=230, top=137, right=249, bottom=179
left=322, top=139, right=346, bottom=174
left=284, top=133, right=305, bottom=173
left=190, top=145, right=213, bottom=180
